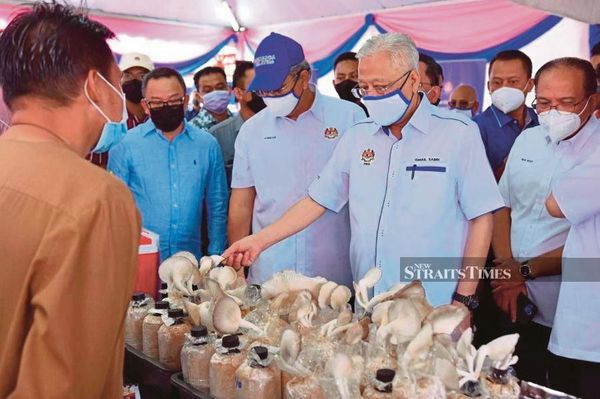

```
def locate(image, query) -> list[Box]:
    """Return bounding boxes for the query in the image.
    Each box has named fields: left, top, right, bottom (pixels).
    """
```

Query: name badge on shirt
left=361, top=148, right=375, bottom=165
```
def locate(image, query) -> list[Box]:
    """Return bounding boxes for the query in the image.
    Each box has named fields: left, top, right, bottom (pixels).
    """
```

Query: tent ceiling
left=7, top=0, right=448, bottom=28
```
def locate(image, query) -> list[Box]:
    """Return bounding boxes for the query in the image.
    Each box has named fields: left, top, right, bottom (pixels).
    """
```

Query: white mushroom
left=261, top=270, right=327, bottom=299
left=212, top=295, right=263, bottom=336
left=486, top=333, right=520, bottom=370
left=371, top=301, right=394, bottom=327
left=424, top=304, right=468, bottom=335
left=184, top=300, right=202, bottom=326
left=318, top=281, right=338, bottom=309
left=327, top=353, right=354, bottom=399
left=199, top=256, right=214, bottom=276
left=209, top=266, right=237, bottom=290
left=172, top=251, right=198, bottom=268
left=354, top=267, right=382, bottom=309
left=329, top=285, right=352, bottom=311
left=376, top=299, right=421, bottom=345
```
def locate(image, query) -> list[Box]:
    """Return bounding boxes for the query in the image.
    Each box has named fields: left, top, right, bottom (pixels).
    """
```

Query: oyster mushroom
left=402, top=323, right=434, bottom=368
left=159, top=255, right=200, bottom=296
left=371, top=300, right=393, bottom=327
left=424, top=304, right=468, bottom=335
left=261, top=270, right=327, bottom=300
left=199, top=256, right=214, bottom=276
left=212, top=295, right=264, bottom=336
left=486, top=333, right=519, bottom=370
left=376, top=298, right=422, bottom=345
left=353, top=267, right=382, bottom=310
left=327, top=352, right=354, bottom=399
left=330, top=285, right=352, bottom=311
left=318, top=281, right=338, bottom=309
left=209, top=265, right=238, bottom=290
left=172, top=251, right=198, bottom=268
left=184, top=299, right=202, bottom=326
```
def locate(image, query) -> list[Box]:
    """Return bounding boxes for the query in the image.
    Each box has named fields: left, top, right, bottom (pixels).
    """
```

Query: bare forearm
left=492, top=208, right=512, bottom=259
left=457, top=213, right=494, bottom=296
left=529, top=246, right=563, bottom=278
left=256, top=197, right=326, bottom=251
left=228, top=209, right=252, bottom=244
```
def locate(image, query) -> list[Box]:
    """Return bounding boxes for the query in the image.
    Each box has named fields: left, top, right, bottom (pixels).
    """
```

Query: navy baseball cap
left=248, top=32, right=305, bottom=92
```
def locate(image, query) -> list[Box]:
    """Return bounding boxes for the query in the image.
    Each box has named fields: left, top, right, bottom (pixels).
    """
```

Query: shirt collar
left=556, top=114, right=600, bottom=151
left=143, top=119, right=195, bottom=140
left=376, top=92, right=431, bottom=136
left=490, top=104, right=537, bottom=128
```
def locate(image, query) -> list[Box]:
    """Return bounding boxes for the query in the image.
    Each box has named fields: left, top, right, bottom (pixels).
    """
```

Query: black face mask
left=247, top=92, right=266, bottom=114
left=150, top=105, right=184, bottom=132
left=334, top=79, right=359, bottom=103
left=122, top=79, right=143, bottom=104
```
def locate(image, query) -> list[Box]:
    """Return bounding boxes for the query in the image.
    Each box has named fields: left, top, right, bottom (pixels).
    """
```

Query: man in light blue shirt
left=538, top=58, right=600, bottom=399
left=228, top=33, right=364, bottom=287
left=491, top=105, right=573, bottom=385
left=224, top=33, right=502, bottom=311
left=109, top=67, right=228, bottom=261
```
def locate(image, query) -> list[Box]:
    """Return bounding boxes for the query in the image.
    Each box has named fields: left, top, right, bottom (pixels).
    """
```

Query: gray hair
left=288, top=60, right=311, bottom=77
left=357, top=33, right=419, bottom=71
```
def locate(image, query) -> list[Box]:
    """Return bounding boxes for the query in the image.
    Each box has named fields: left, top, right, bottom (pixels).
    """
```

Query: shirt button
left=173, top=184, right=177, bottom=188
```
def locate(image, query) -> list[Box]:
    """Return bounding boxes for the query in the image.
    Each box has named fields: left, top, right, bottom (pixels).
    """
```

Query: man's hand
left=451, top=300, right=473, bottom=340
left=222, top=234, right=265, bottom=270
left=491, top=257, right=527, bottom=322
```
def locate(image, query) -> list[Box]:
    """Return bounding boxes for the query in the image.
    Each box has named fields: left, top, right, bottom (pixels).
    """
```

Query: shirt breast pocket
left=401, top=162, right=453, bottom=214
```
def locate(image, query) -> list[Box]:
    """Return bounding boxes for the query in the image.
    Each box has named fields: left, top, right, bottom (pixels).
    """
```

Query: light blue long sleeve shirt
left=108, top=119, right=228, bottom=261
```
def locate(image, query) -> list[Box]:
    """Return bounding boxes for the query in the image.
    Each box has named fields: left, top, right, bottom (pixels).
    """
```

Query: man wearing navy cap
left=228, top=32, right=364, bottom=286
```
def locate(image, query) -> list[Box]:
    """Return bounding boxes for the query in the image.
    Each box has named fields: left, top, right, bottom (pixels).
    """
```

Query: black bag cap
left=191, top=326, right=208, bottom=338
left=160, top=292, right=168, bottom=300
left=376, top=368, right=396, bottom=383
left=160, top=282, right=168, bottom=290
left=222, top=334, right=240, bottom=348
left=253, top=346, right=268, bottom=360
left=132, top=292, right=146, bottom=301
left=168, top=308, right=184, bottom=318
left=192, top=284, right=199, bottom=291
left=155, top=301, right=169, bottom=310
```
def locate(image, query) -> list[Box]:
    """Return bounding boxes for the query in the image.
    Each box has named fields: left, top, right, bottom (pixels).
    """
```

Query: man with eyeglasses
left=449, top=84, right=479, bottom=118
left=89, top=52, right=154, bottom=169
left=227, top=32, right=364, bottom=286
left=109, top=67, right=228, bottom=262
left=474, top=50, right=538, bottom=181
left=418, top=53, right=444, bottom=106
left=224, top=33, right=502, bottom=313
left=487, top=58, right=599, bottom=387
left=532, top=58, right=600, bottom=399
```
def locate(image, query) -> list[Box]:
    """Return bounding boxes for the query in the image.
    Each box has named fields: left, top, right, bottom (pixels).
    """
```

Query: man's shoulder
left=209, top=113, right=242, bottom=135
left=186, top=123, right=219, bottom=146
left=473, top=106, right=494, bottom=127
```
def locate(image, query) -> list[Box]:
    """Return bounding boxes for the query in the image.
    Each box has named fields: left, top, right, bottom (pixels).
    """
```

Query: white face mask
left=539, top=97, right=590, bottom=143
left=453, top=108, right=473, bottom=118
left=263, top=90, right=300, bottom=118
left=491, top=84, right=528, bottom=114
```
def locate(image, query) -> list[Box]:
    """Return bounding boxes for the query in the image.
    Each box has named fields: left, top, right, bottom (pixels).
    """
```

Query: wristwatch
left=452, top=292, right=480, bottom=311
left=520, top=261, right=534, bottom=280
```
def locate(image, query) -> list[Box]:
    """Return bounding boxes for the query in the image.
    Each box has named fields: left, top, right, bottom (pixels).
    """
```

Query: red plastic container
left=134, top=229, right=160, bottom=299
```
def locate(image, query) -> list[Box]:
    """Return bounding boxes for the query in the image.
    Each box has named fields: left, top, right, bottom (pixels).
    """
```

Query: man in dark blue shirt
left=474, top=50, right=538, bottom=180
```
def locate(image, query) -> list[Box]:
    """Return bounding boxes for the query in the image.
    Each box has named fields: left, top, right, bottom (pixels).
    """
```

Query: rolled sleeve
left=205, top=140, right=229, bottom=254
left=552, top=154, right=600, bottom=225
left=498, top=146, right=515, bottom=208
left=308, top=134, right=351, bottom=213
left=458, top=127, right=504, bottom=219
left=231, top=126, right=254, bottom=189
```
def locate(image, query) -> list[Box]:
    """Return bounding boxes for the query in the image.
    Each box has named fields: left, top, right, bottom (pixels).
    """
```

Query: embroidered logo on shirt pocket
left=361, top=148, right=375, bottom=165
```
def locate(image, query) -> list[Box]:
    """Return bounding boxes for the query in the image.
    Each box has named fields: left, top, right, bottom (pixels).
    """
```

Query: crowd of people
left=1, top=3, right=600, bottom=398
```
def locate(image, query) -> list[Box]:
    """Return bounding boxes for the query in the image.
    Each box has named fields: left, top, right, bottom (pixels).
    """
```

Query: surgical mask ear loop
left=0, top=119, right=9, bottom=128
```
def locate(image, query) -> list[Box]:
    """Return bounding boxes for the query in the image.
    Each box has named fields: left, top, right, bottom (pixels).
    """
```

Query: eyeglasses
left=352, top=70, right=411, bottom=99
left=144, top=96, right=185, bottom=110
left=255, top=73, right=301, bottom=98
left=532, top=97, right=589, bottom=114
left=448, top=100, right=474, bottom=110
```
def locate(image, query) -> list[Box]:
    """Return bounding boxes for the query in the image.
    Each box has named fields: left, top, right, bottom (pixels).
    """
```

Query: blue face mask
left=84, top=72, right=128, bottom=154
left=362, top=71, right=414, bottom=127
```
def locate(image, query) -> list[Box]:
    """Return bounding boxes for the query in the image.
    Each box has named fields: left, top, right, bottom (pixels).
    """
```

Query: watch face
left=520, top=264, right=530, bottom=277
left=469, top=297, right=479, bottom=310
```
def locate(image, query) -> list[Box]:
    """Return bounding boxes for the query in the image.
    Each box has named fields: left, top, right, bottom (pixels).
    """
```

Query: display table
left=124, top=344, right=182, bottom=399
left=171, top=373, right=211, bottom=399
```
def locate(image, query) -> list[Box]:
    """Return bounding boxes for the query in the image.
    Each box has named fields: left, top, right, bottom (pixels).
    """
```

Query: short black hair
left=418, top=53, right=444, bottom=86
left=591, top=42, right=600, bottom=57
left=535, top=57, right=597, bottom=97
left=232, top=61, right=254, bottom=89
left=0, top=2, right=115, bottom=108
left=193, top=66, right=226, bottom=90
left=489, top=50, right=533, bottom=78
left=142, top=67, right=187, bottom=96
left=334, top=52, right=358, bottom=71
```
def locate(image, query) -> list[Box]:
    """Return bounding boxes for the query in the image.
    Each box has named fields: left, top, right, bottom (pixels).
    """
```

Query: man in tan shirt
left=0, top=3, right=140, bottom=398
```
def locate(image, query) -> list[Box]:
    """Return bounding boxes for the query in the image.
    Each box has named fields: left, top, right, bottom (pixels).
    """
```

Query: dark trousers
left=514, top=322, right=552, bottom=386
left=548, top=353, right=600, bottom=399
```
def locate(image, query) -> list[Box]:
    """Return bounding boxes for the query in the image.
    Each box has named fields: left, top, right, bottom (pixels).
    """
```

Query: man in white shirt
left=540, top=58, right=600, bottom=399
